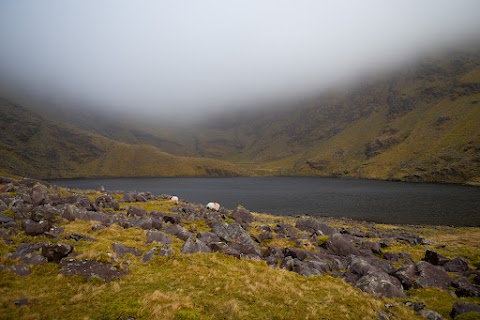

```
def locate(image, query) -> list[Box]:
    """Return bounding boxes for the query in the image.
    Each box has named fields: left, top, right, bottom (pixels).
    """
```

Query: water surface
left=49, top=177, right=480, bottom=227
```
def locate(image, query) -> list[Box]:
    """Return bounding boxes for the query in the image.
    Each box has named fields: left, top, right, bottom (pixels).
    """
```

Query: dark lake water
left=48, top=177, right=480, bottom=227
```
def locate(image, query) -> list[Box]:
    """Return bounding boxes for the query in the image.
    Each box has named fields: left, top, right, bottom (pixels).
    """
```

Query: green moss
left=456, top=312, right=480, bottom=320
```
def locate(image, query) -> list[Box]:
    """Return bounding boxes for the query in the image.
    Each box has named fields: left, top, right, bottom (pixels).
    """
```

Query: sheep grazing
left=170, top=196, right=179, bottom=205
left=206, top=202, right=220, bottom=211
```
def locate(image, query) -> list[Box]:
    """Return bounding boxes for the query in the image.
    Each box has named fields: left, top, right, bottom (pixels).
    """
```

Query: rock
left=0, top=213, right=14, bottom=225
left=133, top=218, right=153, bottom=230
left=418, top=309, right=445, bottom=320
left=143, top=247, right=158, bottom=262
left=377, top=311, right=389, bottom=320
left=31, top=183, right=49, bottom=206
left=181, top=238, right=212, bottom=254
left=211, top=222, right=261, bottom=256
left=451, top=302, right=480, bottom=319
left=392, top=264, right=416, bottom=290
left=19, top=253, right=48, bottom=265
left=355, top=273, right=405, bottom=298
left=44, top=226, right=64, bottom=239
left=94, top=194, right=119, bottom=211
left=231, top=207, right=254, bottom=228
left=62, top=205, right=76, bottom=221
left=41, top=244, right=73, bottom=262
left=59, top=259, right=128, bottom=281
left=295, top=219, right=336, bottom=235
left=146, top=231, right=172, bottom=244
left=405, top=301, right=426, bottom=312
left=258, top=231, right=273, bottom=242
left=443, top=257, right=469, bottom=273
left=16, top=242, right=47, bottom=255
left=0, top=264, right=31, bottom=276
left=69, top=233, right=97, bottom=242
left=423, top=250, right=450, bottom=266
left=359, top=241, right=382, bottom=255
left=210, top=242, right=241, bottom=258
left=163, top=214, right=181, bottom=224
left=414, top=261, right=452, bottom=290
left=158, top=245, right=174, bottom=256
left=123, top=193, right=135, bottom=202
left=14, top=298, right=29, bottom=306
left=127, top=206, right=147, bottom=217
left=92, top=224, right=106, bottom=231
left=196, top=232, right=221, bottom=245
left=112, top=242, right=142, bottom=258
left=322, top=233, right=360, bottom=256
left=76, top=197, right=96, bottom=211
left=22, top=219, right=50, bottom=236
left=452, top=277, right=480, bottom=297
left=164, top=224, right=193, bottom=241
left=383, top=252, right=412, bottom=262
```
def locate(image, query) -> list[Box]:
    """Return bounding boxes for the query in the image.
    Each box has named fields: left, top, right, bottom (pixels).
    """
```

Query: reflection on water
left=49, top=177, right=480, bottom=227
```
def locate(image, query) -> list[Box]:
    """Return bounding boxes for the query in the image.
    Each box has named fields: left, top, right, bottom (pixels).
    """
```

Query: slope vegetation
left=0, top=98, right=248, bottom=179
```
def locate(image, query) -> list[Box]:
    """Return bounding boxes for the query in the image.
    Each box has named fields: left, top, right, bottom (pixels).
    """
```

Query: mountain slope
left=0, top=98, right=249, bottom=179
left=190, top=48, right=480, bottom=184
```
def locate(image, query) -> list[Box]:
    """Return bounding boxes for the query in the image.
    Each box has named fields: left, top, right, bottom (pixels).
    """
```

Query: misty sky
left=1, top=1, right=480, bottom=118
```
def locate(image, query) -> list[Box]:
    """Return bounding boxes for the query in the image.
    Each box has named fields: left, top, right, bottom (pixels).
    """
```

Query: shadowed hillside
left=0, top=98, right=249, bottom=179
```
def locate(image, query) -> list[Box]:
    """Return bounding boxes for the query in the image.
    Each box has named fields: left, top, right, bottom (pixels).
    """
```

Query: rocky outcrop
left=59, top=259, right=128, bottom=281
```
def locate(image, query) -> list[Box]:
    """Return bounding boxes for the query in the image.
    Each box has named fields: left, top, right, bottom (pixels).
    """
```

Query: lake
left=48, top=177, right=480, bottom=227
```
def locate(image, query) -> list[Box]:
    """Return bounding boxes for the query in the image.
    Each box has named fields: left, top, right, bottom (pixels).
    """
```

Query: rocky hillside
left=0, top=176, right=479, bottom=319
left=0, top=98, right=249, bottom=178
left=190, top=48, right=480, bottom=184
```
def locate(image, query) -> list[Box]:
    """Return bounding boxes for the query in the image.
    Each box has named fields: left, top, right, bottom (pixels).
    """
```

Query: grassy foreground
left=1, top=184, right=479, bottom=319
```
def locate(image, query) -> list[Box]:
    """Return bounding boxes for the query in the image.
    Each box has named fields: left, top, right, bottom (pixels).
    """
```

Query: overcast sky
left=1, top=1, right=480, bottom=118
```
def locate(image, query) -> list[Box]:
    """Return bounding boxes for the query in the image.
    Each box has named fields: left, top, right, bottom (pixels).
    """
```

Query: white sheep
left=206, top=202, right=220, bottom=211
left=171, top=196, right=179, bottom=205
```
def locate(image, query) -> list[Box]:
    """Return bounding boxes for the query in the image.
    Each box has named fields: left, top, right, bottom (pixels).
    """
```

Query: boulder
left=211, top=222, right=261, bottom=256
left=181, top=238, right=212, bottom=254
left=146, top=231, right=172, bottom=244
left=41, top=244, right=73, bottom=262
left=127, top=206, right=147, bottom=217
left=392, top=264, right=416, bottom=290
left=59, top=259, right=128, bottom=281
left=22, top=219, right=50, bottom=236
left=164, top=224, right=192, bottom=241
left=418, top=309, right=444, bottom=320
left=210, top=242, right=241, bottom=258
left=355, top=273, right=405, bottom=298
left=143, top=247, right=158, bottom=262
left=322, top=233, right=360, bottom=256
left=231, top=207, right=254, bottom=228
left=443, top=257, right=469, bottom=273
left=19, top=253, right=48, bottom=265
left=414, top=261, right=452, bottom=290
left=0, top=213, right=14, bottom=225
left=450, top=302, right=480, bottom=319
left=159, top=245, right=174, bottom=256
left=112, top=242, right=142, bottom=258
left=0, top=264, right=31, bottom=276
left=31, top=183, right=49, bottom=206
left=452, top=277, right=480, bottom=297
left=69, top=233, right=97, bottom=242
left=196, top=232, right=221, bottom=245
left=295, top=219, right=336, bottom=236
left=163, top=215, right=181, bottom=224
left=423, top=250, right=450, bottom=266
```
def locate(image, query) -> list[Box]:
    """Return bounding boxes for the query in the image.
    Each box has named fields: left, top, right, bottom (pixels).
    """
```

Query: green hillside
left=189, top=48, right=480, bottom=184
left=0, top=98, right=249, bottom=179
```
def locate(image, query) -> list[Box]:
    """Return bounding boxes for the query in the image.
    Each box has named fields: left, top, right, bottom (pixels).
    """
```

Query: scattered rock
left=295, top=219, right=336, bottom=236
left=418, top=309, right=445, bottom=320
left=181, top=238, right=212, bottom=254
left=0, top=264, right=31, bottom=276
left=443, top=257, right=469, bottom=273
left=59, top=259, right=128, bottom=281
left=322, top=233, right=360, bottom=256
left=14, top=298, right=29, bottom=306
left=414, top=261, right=452, bottom=290
left=31, top=183, right=49, bottom=206
left=142, top=247, right=158, bottom=262
left=450, top=301, right=480, bottom=319
left=159, top=245, right=174, bottom=256
left=146, top=231, right=172, bottom=244
left=452, top=277, right=480, bottom=297
left=164, top=224, right=193, bottom=241
left=423, top=250, right=450, bottom=266
left=231, top=207, right=254, bottom=228
left=127, top=206, right=147, bottom=217
left=112, top=242, right=142, bottom=258
left=163, top=214, right=181, bottom=224
left=22, top=219, right=50, bottom=236
left=69, top=233, right=97, bottom=242
left=41, top=244, right=73, bottom=262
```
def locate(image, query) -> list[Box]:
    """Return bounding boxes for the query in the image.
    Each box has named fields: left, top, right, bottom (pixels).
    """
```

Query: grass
left=1, top=184, right=480, bottom=319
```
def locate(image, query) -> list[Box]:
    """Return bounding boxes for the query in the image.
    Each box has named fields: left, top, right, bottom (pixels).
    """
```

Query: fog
left=1, top=1, right=480, bottom=119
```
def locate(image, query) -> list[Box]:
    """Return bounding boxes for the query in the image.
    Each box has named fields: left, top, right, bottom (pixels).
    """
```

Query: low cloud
left=1, top=0, right=480, bottom=118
